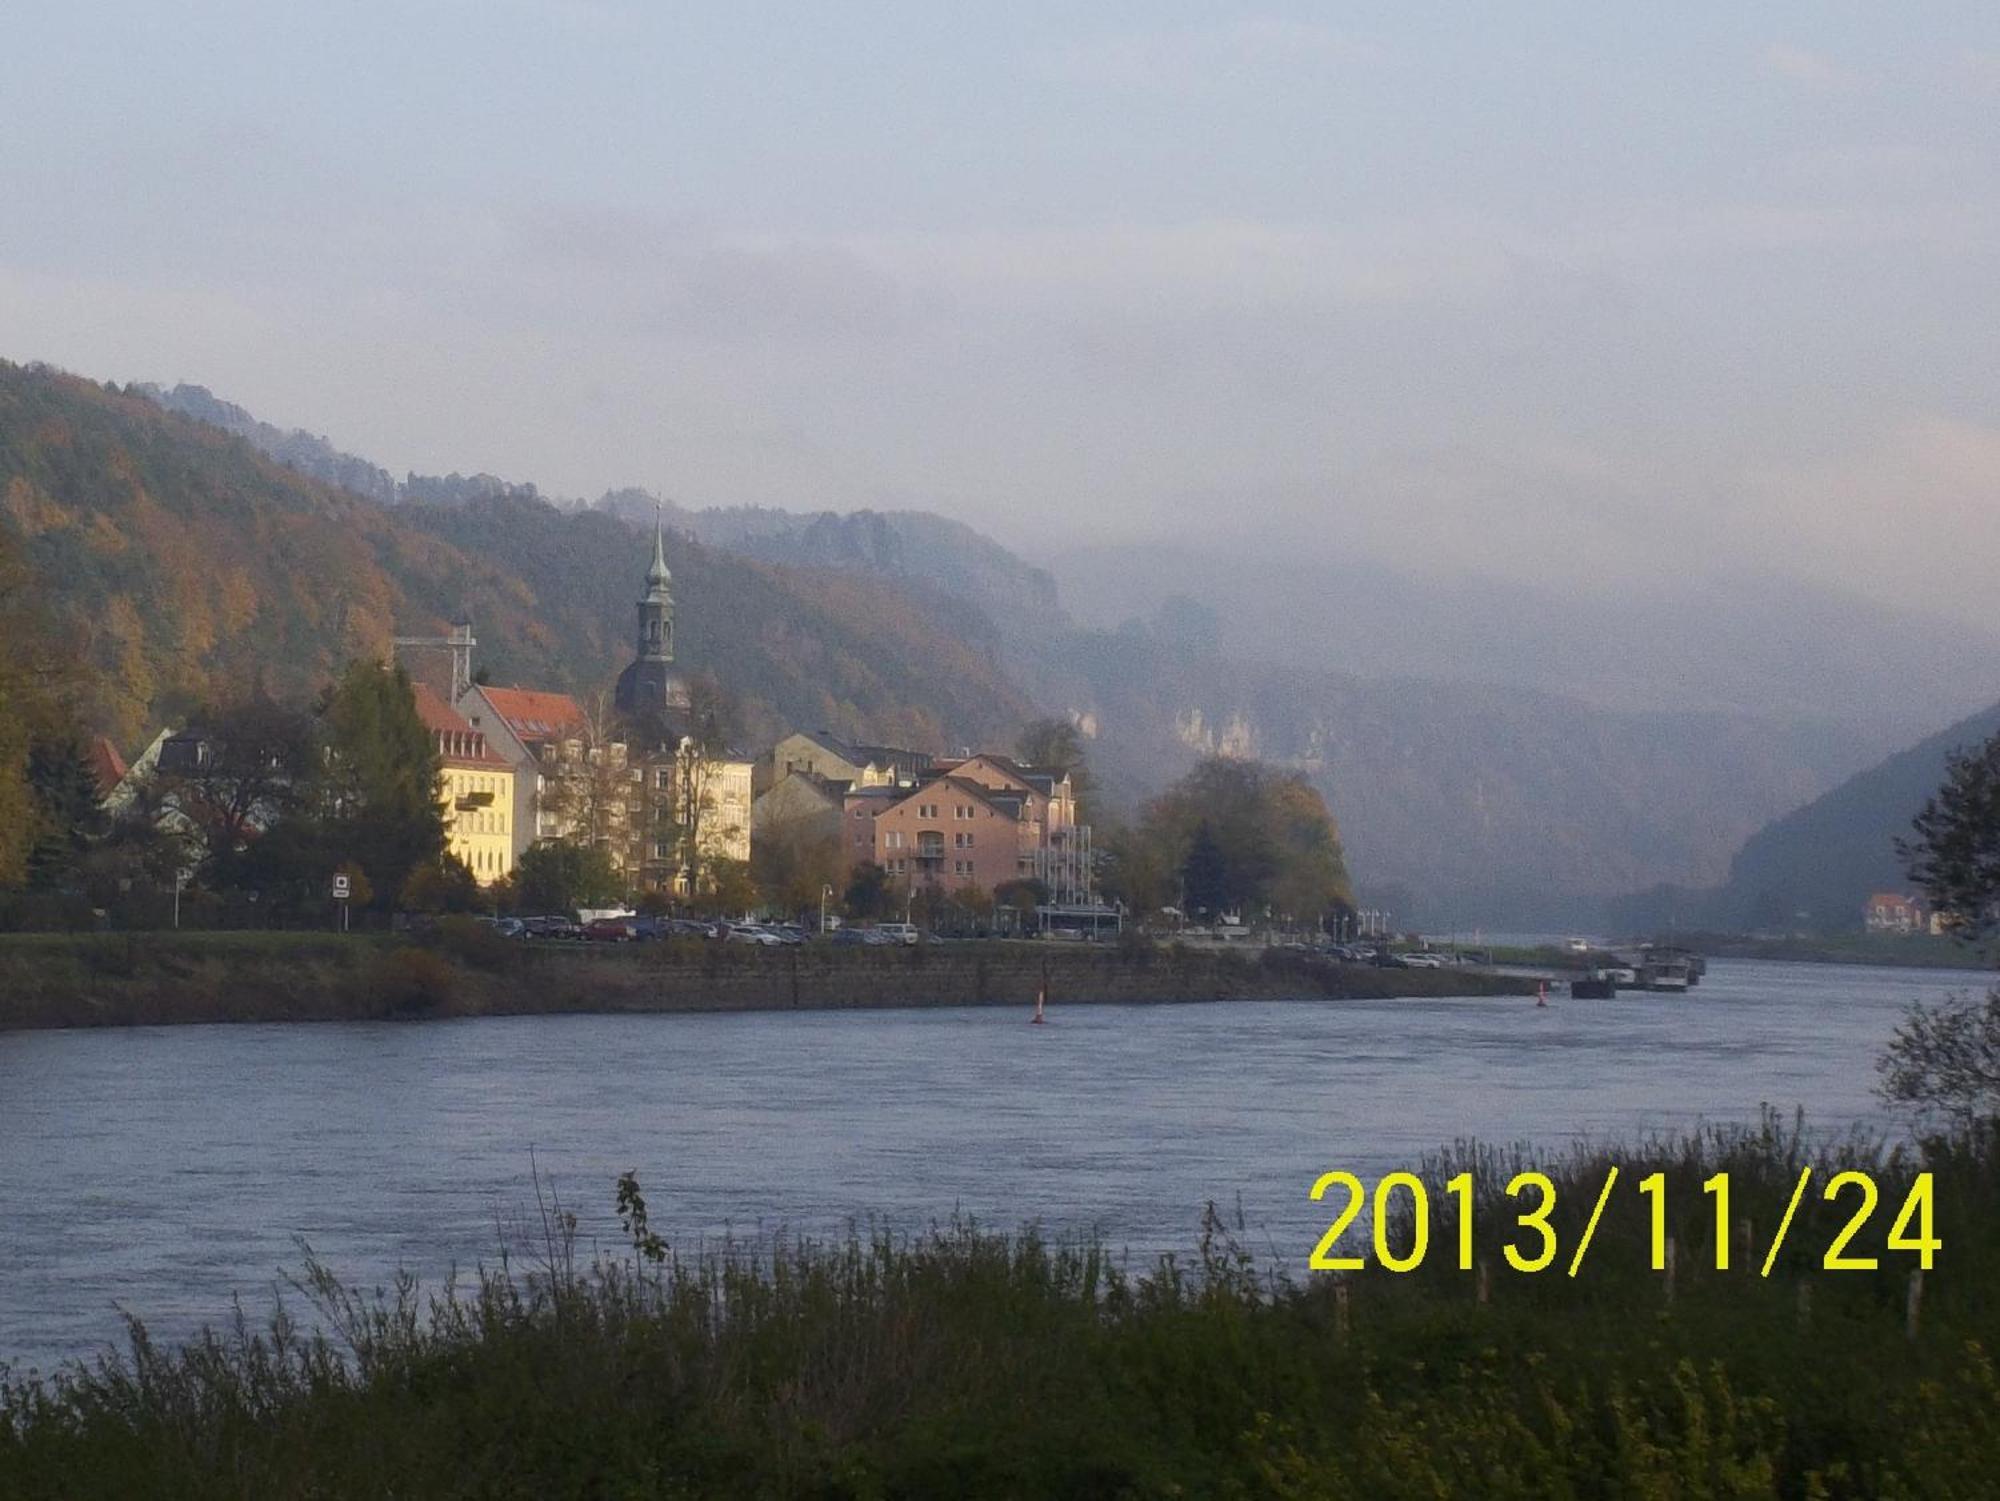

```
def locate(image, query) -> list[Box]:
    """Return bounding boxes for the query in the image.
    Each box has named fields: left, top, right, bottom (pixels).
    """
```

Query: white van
left=875, top=922, right=922, bottom=946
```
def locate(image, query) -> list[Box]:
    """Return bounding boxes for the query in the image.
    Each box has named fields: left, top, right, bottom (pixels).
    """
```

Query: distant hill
left=1047, top=542, right=2000, bottom=745
left=133, top=384, right=1064, bottom=649
left=1014, top=622, right=1871, bottom=927
left=1696, top=700, right=2000, bottom=933
left=104, top=365, right=1907, bottom=924
left=135, top=382, right=403, bottom=505
left=597, top=490, right=1065, bottom=647
left=0, top=362, right=1032, bottom=753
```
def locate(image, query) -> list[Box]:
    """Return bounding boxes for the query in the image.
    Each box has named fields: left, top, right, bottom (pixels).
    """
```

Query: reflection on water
left=0, top=958, right=1986, bottom=1367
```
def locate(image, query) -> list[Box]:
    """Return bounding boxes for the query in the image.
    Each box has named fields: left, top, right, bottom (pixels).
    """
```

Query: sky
left=4, top=2, right=1998, bottom=625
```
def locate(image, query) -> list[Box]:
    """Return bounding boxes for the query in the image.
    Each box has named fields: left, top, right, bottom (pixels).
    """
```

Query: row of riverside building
left=392, top=513, right=1093, bottom=907
left=99, top=512, right=1092, bottom=908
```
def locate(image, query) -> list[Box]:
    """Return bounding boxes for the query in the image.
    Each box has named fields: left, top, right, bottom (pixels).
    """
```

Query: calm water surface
left=1, top=958, right=1989, bottom=1368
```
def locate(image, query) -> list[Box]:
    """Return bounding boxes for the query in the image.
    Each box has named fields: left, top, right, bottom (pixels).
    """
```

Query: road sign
left=331, top=874, right=351, bottom=901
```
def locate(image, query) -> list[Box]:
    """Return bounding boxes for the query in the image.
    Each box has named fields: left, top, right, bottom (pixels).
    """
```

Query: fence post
left=1476, top=1259, right=1491, bottom=1307
left=1664, top=1235, right=1677, bottom=1307
left=1334, top=1278, right=1351, bottom=1339
left=1796, top=1280, right=1812, bottom=1332
left=1907, top=1269, right=1924, bottom=1341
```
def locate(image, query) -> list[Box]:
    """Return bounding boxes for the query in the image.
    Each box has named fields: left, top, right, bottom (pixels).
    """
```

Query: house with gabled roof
left=765, top=730, right=932, bottom=793
left=455, top=684, right=590, bottom=861
left=864, top=774, right=1043, bottom=891
left=414, top=684, right=516, bottom=884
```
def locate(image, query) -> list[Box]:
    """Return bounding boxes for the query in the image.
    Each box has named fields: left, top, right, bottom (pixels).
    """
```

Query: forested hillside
left=74, top=362, right=1906, bottom=923
left=1702, top=700, right=2000, bottom=932
left=1017, top=624, right=1871, bottom=926
left=0, top=363, right=1031, bottom=753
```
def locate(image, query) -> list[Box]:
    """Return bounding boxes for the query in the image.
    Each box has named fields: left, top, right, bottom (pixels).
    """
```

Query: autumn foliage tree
left=0, top=531, right=88, bottom=889
left=1118, top=758, right=1353, bottom=929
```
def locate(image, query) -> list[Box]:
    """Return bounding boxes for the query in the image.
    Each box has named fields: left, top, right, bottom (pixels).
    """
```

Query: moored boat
left=1638, top=959, right=1692, bottom=993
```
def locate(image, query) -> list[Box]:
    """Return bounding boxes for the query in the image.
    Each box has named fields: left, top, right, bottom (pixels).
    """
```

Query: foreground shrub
left=4, top=1126, right=1998, bottom=1497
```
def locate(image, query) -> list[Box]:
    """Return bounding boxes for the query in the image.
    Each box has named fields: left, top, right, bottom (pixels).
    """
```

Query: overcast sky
left=4, top=3, right=1997, bottom=623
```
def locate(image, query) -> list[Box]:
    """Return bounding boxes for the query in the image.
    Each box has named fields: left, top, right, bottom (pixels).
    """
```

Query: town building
left=613, top=507, right=692, bottom=722
left=1864, top=892, right=1931, bottom=936
left=455, top=684, right=591, bottom=861
left=413, top=684, right=516, bottom=884
left=866, top=774, right=1032, bottom=889
left=762, top=730, right=932, bottom=794
left=753, top=768, right=850, bottom=846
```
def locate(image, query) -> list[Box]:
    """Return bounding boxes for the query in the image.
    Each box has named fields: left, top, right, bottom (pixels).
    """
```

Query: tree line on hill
left=3, top=547, right=1359, bottom=936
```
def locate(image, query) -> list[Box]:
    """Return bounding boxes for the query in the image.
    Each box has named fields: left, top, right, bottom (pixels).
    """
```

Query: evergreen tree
left=23, top=733, right=103, bottom=890
left=1181, top=821, right=1229, bottom=916
left=1902, top=728, right=2000, bottom=946
left=843, top=860, right=892, bottom=920
left=316, top=662, right=444, bottom=908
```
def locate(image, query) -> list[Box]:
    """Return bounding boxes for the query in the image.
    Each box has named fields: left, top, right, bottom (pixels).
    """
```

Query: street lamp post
left=819, top=884, right=833, bottom=935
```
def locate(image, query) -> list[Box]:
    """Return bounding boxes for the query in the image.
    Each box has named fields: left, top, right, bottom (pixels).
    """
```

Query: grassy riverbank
left=3, top=1117, right=1992, bottom=1497
left=0, top=930, right=1532, bottom=1032
left=1677, top=931, right=1993, bottom=971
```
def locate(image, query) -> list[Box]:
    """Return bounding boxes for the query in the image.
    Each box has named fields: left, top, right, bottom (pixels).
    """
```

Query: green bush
left=366, top=947, right=456, bottom=1015
left=427, top=915, right=512, bottom=971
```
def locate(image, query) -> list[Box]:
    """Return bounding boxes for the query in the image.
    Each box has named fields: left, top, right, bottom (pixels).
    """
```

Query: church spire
left=613, top=496, right=692, bottom=719
left=633, top=502, right=674, bottom=663
left=647, top=499, right=671, bottom=591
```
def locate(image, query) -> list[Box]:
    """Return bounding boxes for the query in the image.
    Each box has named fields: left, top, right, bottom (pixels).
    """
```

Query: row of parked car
left=481, top=916, right=926, bottom=947
left=1271, top=940, right=1485, bottom=968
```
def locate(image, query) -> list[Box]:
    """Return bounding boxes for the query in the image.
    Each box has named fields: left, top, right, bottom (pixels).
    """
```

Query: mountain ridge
left=41, top=362, right=1939, bottom=923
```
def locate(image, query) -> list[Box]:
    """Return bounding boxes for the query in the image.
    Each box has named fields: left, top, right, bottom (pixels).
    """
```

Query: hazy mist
left=5, top=3, right=1996, bottom=632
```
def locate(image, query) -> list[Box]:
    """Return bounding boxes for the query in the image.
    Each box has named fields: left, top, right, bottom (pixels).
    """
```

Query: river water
left=1, top=958, right=1990, bottom=1370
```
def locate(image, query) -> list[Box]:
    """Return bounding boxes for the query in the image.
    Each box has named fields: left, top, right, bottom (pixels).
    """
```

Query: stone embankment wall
left=0, top=934, right=1534, bottom=1032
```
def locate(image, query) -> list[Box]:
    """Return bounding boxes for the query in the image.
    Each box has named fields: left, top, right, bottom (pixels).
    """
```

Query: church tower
left=613, top=505, right=692, bottom=720
left=638, top=506, right=674, bottom=665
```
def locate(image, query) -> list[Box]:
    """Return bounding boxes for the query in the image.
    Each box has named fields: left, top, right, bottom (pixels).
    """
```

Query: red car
left=582, top=917, right=640, bottom=943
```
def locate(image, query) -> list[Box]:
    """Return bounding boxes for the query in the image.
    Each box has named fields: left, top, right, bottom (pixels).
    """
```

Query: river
left=1, top=958, right=1989, bottom=1370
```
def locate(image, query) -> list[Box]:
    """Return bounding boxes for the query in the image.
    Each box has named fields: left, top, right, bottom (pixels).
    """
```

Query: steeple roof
left=646, top=502, right=671, bottom=590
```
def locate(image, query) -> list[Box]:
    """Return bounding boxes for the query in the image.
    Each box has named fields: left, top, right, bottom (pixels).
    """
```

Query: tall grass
left=4, top=1122, right=1997, bottom=1497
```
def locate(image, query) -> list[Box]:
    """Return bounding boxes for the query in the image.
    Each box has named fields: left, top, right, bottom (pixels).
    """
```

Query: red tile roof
left=412, top=682, right=473, bottom=735
left=477, top=686, right=588, bottom=742
left=85, top=736, right=128, bottom=797
left=414, top=684, right=511, bottom=768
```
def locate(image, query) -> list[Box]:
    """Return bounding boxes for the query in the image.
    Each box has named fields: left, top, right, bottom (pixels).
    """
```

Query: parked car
left=521, top=916, right=581, bottom=941
left=767, top=923, right=808, bottom=946
left=829, top=926, right=876, bottom=947
left=725, top=923, right=784, bottom=946
left=1399, top=951, right=1446, bottom=969
left=584, top=917, right=641, bottom=942
left=665, top=917, right=713, bottom=939
left=874, top=922, right=922, bottom=946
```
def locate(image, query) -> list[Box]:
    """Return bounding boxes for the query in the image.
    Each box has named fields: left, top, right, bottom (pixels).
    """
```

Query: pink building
left=864, top=776, right=1033, bottom=890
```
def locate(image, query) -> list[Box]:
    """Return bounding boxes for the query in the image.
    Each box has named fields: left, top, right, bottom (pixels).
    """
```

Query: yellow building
left=415, top=684, right=516, bottom=884
left=701, top=754, right=755, bottom=866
